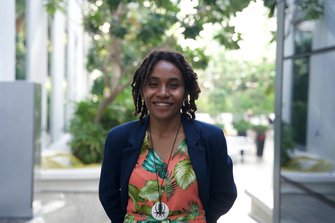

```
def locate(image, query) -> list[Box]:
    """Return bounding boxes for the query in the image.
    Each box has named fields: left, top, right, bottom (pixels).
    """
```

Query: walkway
left=219, top=130, right=274, bottom=222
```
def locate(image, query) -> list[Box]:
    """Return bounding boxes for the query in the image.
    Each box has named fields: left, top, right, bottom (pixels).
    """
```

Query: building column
left=66, top=0, right=75, bottom=127
left=0, top=0, right=15, bottom=81
left=76, top=20, right=89, bottom=102
left=75, top=0, right=89, bottom=102
left=66, top=0, right=89, bottom=128
left=273, top=1, right=286, bottom=223
left=26, top=0, right=49, bottom=149
left=51, top=10, right=66, bottom=142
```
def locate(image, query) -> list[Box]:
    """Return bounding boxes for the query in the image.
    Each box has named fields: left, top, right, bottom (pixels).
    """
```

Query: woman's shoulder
left=191, top=118, right=223, bottom=133
left=107, top=119, right=142, bottom=137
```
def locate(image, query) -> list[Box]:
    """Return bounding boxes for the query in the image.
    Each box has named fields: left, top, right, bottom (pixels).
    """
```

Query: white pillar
left=66, top=0, right=79, bottom=127
left=25, top=0, right=49, bottom=149
left=66, top=0, right=89, bottom=128
left=51, top=10, right=66, bottom=142
left=0, top=1, right=15, bottom=81
left=75, top=0, right=89, bottom=101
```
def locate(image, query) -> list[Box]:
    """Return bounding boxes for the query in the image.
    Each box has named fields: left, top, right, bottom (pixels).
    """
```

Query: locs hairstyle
left=131, top=50, right=201, bottom=121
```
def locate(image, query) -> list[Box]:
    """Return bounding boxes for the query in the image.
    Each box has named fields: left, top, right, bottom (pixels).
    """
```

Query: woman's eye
left=148, top=82, right=158, bottom=88
left=169, top=83, right=179, bottom=89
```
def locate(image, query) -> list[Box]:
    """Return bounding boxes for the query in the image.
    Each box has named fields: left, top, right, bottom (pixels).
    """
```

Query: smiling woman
left=142, top=60, right=185, bottom=122
left=99, top=50, right=237, bottom=223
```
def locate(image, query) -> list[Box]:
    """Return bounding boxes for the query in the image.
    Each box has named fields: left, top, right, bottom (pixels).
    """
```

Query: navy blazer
left=99, top=115, right=237, bottom=223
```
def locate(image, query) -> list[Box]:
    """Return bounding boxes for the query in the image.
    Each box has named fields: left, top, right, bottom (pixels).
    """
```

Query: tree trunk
left=94, top=87, right=121, bottom=124
left=94, top=35, right=124, bottom=124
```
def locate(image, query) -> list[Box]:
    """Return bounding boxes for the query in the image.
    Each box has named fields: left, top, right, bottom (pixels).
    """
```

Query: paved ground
left=219, top=131, right=274, bottom=223
left=0, top=131, right=274, bottom=223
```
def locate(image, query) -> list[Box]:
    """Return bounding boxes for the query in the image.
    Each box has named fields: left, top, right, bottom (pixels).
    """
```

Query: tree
left=15, top=0, right=26, bottom=80
left=200, top=54, right=275, bottom=116
left=84, top=0, right=253, bottom=123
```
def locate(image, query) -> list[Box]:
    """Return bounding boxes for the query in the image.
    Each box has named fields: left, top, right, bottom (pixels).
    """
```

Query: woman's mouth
left=153, top=102, right=172, bottom=107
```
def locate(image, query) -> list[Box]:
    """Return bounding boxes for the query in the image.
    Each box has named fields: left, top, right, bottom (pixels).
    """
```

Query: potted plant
left=252, top=124, right=269, bottom=157
left=232, top=119, right=251, bottom=136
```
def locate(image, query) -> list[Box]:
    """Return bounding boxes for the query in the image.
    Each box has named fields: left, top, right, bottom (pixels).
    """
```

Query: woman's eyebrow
left=149, top=75, right=181, bottom=81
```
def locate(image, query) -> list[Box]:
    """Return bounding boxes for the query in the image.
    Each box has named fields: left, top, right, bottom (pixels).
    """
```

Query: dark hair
left=131, top=50, right=201, bottom=121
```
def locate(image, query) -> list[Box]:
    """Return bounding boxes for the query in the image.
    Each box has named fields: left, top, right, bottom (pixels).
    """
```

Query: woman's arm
left=206, top=128, right=237, bottom=222
left=99, top=130, right=125, bottom=222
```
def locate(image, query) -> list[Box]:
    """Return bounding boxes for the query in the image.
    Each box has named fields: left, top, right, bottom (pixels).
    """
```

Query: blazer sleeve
left=99, top=130, right=126, bottom=223
left=206, top=128, right=237, bottom=223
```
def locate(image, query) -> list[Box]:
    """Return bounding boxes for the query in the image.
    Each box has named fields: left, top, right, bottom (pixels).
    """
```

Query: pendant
left=151, top=202, right=169, bottom=220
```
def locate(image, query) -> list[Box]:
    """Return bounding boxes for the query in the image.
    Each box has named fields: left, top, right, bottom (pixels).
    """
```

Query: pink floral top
left=125, top=132, right=206, bottom=222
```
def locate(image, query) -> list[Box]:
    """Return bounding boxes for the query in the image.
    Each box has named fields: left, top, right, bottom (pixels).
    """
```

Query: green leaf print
left=139, top=180, right=160, bottom=201
left=128, top=184, right=144, bottom=206
left=173, top=139, right=187, bottom=159
left=173, top=202, right=200, bottom=221
left=124, top=215, right=136, bottom=223
left=174, top=158, right=196, bottom=190
left=139, top=204, right=152, bottom=216
left=142, top=149, right=167, bottom=179
left=189, top=202, right=200, bottom=217
left=165, top=176, right=177, bottom=200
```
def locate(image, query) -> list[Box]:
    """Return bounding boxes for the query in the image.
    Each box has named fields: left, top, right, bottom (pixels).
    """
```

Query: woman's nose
left=157, top=85, right=169, bottom=97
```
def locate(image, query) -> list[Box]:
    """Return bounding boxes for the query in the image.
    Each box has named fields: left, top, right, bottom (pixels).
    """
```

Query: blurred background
left=0, top=0, right=334, bottom=222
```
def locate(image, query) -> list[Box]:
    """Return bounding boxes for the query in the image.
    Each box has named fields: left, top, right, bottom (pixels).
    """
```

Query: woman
left=99, top=50, right=237, bottom=223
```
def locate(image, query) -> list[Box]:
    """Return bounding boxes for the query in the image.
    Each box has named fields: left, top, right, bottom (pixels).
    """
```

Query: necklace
left=148, top=121, right=182, bottom=221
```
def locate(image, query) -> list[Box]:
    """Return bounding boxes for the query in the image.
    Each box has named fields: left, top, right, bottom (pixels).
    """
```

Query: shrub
left=232, top=118, right=251, bottom=136
left=68, top=99, right=134, bottom=164
left=252, top=124, right=269, bottom=134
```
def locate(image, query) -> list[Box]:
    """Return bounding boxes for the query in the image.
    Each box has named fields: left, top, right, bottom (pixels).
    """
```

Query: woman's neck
left=149, top=114, right=182, bottom=136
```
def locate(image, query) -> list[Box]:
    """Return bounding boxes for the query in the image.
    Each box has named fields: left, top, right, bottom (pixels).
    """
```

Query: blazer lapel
left=120, top=117, right=149, bottom=210
left=182, top=116, right=209, bottom=208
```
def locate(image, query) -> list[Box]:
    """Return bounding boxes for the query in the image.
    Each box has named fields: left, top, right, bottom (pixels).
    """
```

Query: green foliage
left=15, top=0, right=26, bottom=80
left=296, top=0, right=324, bottom=20
left=232, top=118, right=251, bottom=133
left=42, top=152, right=90, bottom=169
left=264, top=0, right=324, bottom=20
left=283, top=156, right=332, bottom=172
left=263, top=0, right=276, bottom=17
left=68, top=96, right=135, bottom=164
left=214, top=26, right=242, bottom=49
left=281, top=122, right=294, bottom=166
left=68, top=101, right=105, bottom=164
left=45, top=0, right=66, bottom=15
left=16, top=28, right=26, bottom=80
left=252, top=124, right=269, bottom=134
left=205, top=55, right=275, bottom=116
left=83, top=0, right=255, bottom=123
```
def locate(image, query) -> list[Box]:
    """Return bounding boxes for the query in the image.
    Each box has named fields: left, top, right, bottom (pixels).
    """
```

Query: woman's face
left=143, top=60, right=185, bottom=121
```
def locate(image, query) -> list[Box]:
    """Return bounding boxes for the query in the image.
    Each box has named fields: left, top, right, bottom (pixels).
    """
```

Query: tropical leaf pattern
left=125, top=132, right=205, bottom=222
left=142, top=149, right=167, bottom=179
left=174, top=158, right=196, bottom=190
left=139, top=180, right=160, bottom=201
